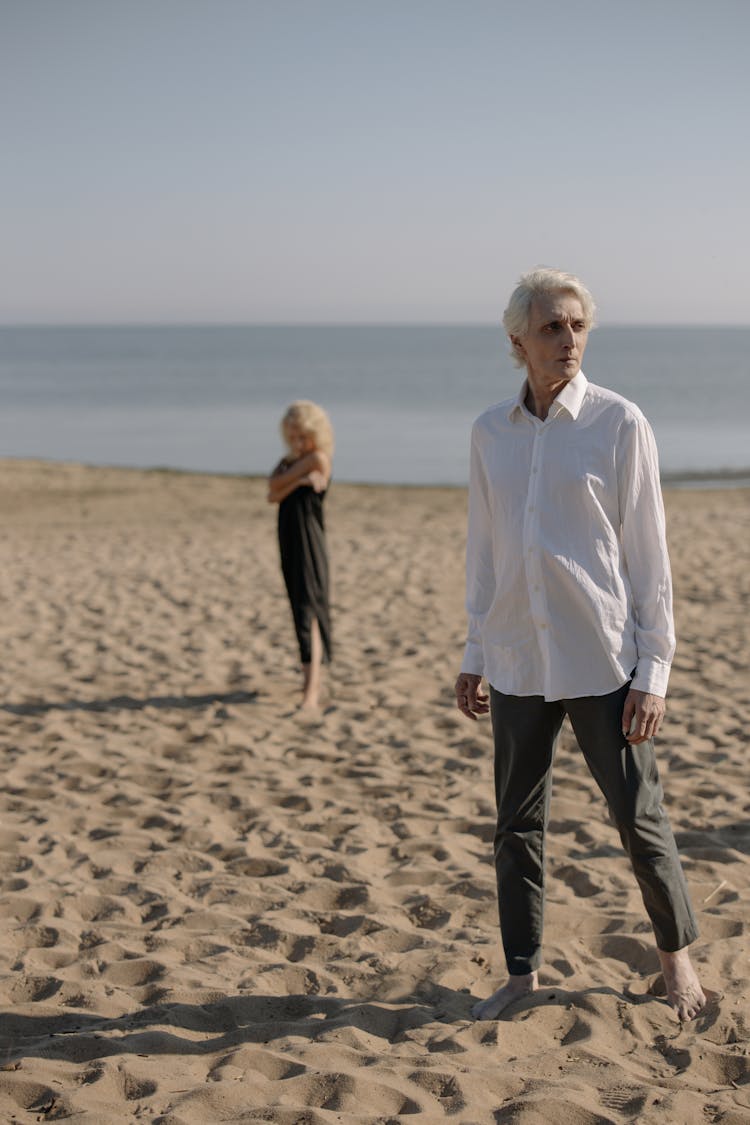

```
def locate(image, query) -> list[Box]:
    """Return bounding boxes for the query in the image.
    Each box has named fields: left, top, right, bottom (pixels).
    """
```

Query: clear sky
left=2, top=0, right=748, bottom=324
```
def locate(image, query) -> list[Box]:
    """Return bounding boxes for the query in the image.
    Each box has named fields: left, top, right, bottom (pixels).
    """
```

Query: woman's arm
left=268, top=472, right=315, bottom=504
left=267, top=450, right=330, bottom=504
left=269, top=457, right=291, bottom=479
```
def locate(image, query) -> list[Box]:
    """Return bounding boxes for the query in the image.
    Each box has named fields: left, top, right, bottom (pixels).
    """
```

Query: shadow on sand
left=0, top=689, right=259, bottom=717
left=2, top=981, right=709, bottom=1067
left=2, top=986, right=467, bottom=1066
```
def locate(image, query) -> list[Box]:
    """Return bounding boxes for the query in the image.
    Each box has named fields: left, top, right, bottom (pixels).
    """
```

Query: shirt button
left=529, top=506, right=535, bottom=513
left=532, top=466, right=538, bottom=473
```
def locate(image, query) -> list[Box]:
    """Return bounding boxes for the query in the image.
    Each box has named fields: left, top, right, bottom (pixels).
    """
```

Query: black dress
left=278, top=484, right=332, bottom=665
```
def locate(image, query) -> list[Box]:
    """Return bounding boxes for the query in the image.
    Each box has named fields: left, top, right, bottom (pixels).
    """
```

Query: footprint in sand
left=101, top=958, right=165, bottom=988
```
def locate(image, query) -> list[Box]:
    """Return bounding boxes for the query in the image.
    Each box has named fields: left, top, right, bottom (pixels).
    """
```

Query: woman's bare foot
left=300, top=620, right=323, bottom=712
left=471, top=971, right=538, bottom=1020
left=657, top=946, right=706, bottom=1021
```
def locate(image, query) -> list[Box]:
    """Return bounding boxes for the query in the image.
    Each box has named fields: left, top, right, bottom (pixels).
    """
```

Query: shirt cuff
left=461, top=640, right=484, bottom=677
left=630, top=658, right=671, bottom=697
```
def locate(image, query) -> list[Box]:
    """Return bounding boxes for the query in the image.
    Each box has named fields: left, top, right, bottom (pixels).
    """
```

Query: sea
left=0, top=324, right=748, bottom=486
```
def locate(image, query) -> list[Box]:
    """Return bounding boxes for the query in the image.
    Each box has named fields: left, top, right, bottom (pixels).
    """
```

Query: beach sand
left=0, top=458, right=747, bottom=1124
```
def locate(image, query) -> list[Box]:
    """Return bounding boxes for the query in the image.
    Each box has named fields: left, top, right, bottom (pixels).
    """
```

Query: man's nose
left=562, top=324, right=576, bottom=349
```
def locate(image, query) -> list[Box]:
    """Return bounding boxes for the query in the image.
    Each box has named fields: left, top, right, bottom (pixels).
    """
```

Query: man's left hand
left=622, top=688, right=665, bottom=744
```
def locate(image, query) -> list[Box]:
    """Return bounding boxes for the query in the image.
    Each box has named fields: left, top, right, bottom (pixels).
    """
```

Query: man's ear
left=510, top=335, right=524, bottom=355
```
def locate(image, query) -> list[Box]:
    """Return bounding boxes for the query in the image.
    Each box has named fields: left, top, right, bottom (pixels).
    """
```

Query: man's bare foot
left=298, top=696, right=319, bottom=713
left=657, top=946, right=706, bottom=1021
left=471, top=972, right=538, bottom=1020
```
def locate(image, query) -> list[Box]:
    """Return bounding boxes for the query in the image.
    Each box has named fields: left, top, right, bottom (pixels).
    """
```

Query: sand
left=0, top=458, right=747, bottom=1124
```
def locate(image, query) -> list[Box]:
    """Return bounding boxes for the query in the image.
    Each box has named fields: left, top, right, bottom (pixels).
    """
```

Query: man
left=455, top=267, right=705, bottom=1022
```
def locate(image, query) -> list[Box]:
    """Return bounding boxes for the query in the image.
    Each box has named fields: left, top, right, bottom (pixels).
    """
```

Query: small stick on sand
left=702, top=880, right=727, bottom=904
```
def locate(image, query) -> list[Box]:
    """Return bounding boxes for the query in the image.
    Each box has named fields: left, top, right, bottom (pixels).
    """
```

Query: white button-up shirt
left=461, top=372, right=675, bottom=700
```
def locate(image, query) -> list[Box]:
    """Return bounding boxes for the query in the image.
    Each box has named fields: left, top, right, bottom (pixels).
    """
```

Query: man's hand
left=455, top=673, right=490, bottom=720
left=622, top=688, right=665, bottom=744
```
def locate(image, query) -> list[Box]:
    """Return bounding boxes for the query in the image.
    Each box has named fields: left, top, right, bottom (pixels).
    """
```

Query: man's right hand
left=455, top=673, right=490, bottom=720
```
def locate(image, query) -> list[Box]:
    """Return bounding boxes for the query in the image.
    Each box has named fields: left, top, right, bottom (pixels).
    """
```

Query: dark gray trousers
left=489, top=681, right=698, bottom=976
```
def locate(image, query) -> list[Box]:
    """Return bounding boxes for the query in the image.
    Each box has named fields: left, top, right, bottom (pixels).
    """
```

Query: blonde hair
left=503, top=267, right=597, bottom=369
left=281, top=400, right=335, bottom=458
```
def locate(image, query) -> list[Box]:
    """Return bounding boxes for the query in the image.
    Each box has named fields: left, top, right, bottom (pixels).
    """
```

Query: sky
left=2, top=0, right=748, bottom=325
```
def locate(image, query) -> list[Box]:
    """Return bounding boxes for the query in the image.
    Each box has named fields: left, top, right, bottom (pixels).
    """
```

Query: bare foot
left=657, top=946, right=706, bottom=1021
left=471, top=972, right=538, bottom=1020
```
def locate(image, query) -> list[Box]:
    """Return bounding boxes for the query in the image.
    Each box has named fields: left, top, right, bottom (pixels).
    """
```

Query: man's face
left=511, top=290, right=589, bottom=387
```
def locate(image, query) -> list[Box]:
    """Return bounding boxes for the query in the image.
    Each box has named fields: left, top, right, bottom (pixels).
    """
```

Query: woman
left=267, top=401, right=333, bottom=711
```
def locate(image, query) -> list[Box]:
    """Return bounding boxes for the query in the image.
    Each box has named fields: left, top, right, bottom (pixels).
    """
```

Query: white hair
left=281, top=400, right=335, bottom=457
left=503, top=267, right=597, bottom=368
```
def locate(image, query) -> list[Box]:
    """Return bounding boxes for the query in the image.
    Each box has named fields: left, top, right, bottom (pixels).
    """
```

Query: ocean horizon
left=1, top=323, right=748, bottom=487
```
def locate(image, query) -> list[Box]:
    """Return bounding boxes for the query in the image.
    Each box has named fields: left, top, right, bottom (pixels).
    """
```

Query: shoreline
left=3, top=455, right=750, bottom=491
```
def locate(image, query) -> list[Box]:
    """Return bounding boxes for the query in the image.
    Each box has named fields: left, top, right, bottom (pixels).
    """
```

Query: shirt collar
left=507, top=370, right=588, bottom=422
